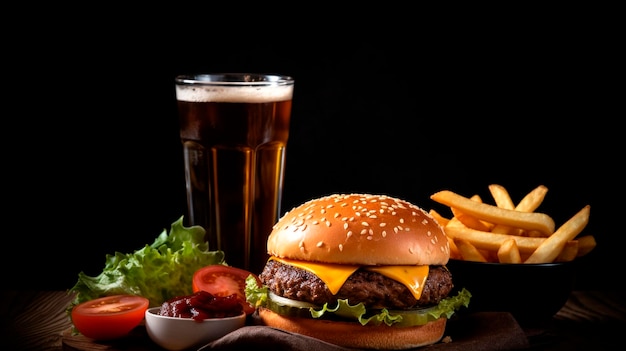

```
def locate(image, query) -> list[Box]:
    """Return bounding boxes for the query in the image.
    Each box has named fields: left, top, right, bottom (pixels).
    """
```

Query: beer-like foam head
left=176, top=84, right=293, bottom=103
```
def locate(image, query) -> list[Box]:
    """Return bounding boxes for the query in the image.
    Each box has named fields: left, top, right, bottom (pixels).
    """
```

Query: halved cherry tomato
left=192, top=265, right=261, bottom=315
left=71, top=294, right=149, bottom=340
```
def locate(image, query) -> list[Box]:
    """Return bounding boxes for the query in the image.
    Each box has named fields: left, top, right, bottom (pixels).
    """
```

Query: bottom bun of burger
left=256, top=307, right=447, bottom=350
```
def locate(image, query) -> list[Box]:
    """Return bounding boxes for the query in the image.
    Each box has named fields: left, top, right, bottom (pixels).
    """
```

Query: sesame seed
left=325, top=221, right=331, bottom=227
left=360, top=229, right=368, bottom=235
left=367, top=236, right=373, bottom=240
left=334, top=213, right=341, bottom=218
left=382, top=230, right=387, bottom=237
left=361, top=221, right=369, bottom=226
left=339, top=244, right=344, bottom=251
left=347, top=231, right=353, bottom=238
left=343, top=223, right=349, bottom=230
left=380, top=222, right=387, bottom=227
left=400, top=218, right=405, bottom=224
left=409, top=247, right=414, bottom=254
left=301, top=224, right=307, bottom=231
left=316, top=241, right=324, bottom=248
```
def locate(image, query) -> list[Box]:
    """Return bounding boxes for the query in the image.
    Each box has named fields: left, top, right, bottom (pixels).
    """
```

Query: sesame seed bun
left=255, top=307, right=447, bottom=350
left=267, top=193, right=450, bottom=266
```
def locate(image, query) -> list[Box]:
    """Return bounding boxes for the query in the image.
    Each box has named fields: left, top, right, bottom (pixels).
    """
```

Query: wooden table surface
left=1, top=289, right=625, bottom=350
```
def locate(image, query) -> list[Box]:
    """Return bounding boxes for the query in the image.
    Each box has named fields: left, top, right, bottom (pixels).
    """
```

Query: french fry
left=480, top=249, right=499, bottom=263
left=469, top=194, right=483, bottom=203
left=428, top=209, right=450, bottom=227
left=489, top=184, right=518, bottom=235
left=525, top=205, right=591, bottom=264
left=489, top=184, right=515, bottom=210
left=444, top=221, right=546, bottom=253
left=576, top=235, right=597, bottom=257
left=515, top=185, right=548, bottom=212
left=431, top=190, right=556, bottom=235
left=447, top=236, right=461, bottom=259
left=555, top=240, right=579, bottom=262
left=526, top=230, right=546, bottom=238
left=451, top=207, right=493, bottom=232
left=490, top=223, right=517, bottom=235
left=497, top=238, right=522, bottom=263
left=455, top=238, right=488, bottom=262
left=445, top=216, right=464, bottom=229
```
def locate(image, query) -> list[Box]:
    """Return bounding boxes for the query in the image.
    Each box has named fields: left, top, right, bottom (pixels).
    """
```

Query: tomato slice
left=192, top=265, right=261, bottom=315
left=71, top=294, right=149, bottom=340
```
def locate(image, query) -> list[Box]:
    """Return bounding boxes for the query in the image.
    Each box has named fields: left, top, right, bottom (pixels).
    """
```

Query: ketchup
left=159, top=290, right=244, bottom=321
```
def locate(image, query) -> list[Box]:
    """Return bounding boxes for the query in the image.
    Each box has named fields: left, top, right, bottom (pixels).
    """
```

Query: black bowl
left=446, top=259, right=576, bottom=325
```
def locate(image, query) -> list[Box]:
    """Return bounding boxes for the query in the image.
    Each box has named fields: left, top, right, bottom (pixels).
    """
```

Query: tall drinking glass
left=175, top=73, right=294, bottom=274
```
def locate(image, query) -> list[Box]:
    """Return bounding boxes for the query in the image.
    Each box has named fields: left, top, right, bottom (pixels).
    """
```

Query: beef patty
left=259, top=260, right=454, bottom=309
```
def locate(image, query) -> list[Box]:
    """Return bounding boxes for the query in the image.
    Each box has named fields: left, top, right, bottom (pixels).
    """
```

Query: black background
left=4, top=9, right=621, bottom=292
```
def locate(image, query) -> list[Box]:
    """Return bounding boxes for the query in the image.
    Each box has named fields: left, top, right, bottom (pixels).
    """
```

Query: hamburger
left=245, top=194, right=471, bottom=350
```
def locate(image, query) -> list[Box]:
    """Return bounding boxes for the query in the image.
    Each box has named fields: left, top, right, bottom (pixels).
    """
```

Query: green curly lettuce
left=67, top=216, right=225, bottom=314
left=245, top=275, right=471, bottom=327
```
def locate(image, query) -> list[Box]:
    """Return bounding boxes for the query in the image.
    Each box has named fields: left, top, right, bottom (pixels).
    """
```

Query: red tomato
left=192, top=265, right=261, bottom=315
left=71, top=294, right=149, bottom=340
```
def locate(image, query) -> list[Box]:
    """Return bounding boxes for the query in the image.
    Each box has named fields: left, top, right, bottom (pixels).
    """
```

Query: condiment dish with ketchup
left=144, top=307, right=246, bottom=350
left=144, top=290, right=247, bottom=350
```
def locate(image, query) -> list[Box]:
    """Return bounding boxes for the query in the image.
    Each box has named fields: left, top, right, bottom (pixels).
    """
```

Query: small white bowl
left=144, top=306, right=246, bottom=351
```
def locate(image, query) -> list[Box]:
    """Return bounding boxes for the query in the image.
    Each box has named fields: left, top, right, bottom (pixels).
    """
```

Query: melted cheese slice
left=270, top=257, right=429, bottom=299
left=271, top=257, right=359, bottom=294
left=365, top=265, right=429, bottom=300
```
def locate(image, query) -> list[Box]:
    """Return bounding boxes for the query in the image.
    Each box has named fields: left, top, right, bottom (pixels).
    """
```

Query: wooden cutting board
left=61, top=325, right=159, bottom=351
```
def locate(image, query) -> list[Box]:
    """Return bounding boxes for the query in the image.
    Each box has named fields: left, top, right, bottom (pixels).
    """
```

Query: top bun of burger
left=267, top=193, right=450, bottom=266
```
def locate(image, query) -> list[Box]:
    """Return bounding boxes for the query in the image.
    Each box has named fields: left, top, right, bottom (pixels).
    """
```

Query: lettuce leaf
left=67, top=216, right=225, bottom=313
left=245, top=275, right=471, bottom=327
